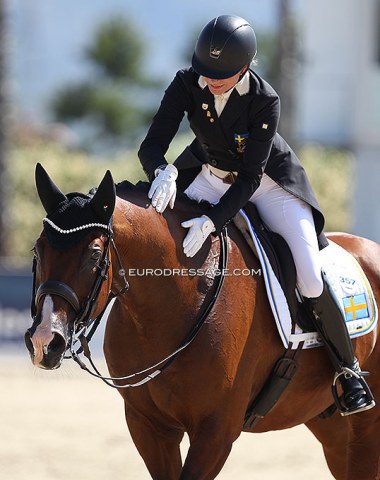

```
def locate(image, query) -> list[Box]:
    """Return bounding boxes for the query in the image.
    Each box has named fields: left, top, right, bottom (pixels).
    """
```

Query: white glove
left=148, top=164, right=178, bottom=213
left=181, top=215, right=216, bottom=258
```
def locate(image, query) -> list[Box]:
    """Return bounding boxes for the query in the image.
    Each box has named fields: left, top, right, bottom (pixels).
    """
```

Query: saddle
left=234, top=204, right=377, bottom=427
left=235, top=202, right=327, bottom=332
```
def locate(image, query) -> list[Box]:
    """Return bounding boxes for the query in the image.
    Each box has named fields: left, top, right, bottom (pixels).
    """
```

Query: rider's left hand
left=181, top=215, right=216, bottom=257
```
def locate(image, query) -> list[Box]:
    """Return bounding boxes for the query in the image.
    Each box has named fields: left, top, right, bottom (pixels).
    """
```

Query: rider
left=138, top=14, right=375, bottom=415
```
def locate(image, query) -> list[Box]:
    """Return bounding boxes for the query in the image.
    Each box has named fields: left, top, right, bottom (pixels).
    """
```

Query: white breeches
left=184, top=165, right=324, bottom=298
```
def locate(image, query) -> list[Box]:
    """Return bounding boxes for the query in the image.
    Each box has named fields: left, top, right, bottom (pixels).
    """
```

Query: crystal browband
left=43, top=217, right=109, bottom=234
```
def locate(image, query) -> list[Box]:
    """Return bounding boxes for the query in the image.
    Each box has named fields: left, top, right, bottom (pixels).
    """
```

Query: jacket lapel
left=191, top=82, right=254, bottom=152
left=196, top=86, right=217, bottom=120
left=219, top=89, right=254, bottom=130
left=192, top=86, right=226, bottom=139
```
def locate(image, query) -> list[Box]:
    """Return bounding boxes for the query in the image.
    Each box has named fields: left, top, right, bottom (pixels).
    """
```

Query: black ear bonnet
left=35, top=163, right=116, bottom=250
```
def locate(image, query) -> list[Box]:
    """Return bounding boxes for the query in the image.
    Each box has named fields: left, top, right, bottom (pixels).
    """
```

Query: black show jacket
left=138, top=68, right=325, bottom=235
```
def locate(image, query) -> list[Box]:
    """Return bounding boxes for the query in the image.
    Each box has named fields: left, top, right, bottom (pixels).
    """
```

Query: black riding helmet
left=192, top=15, right=257, bottom=79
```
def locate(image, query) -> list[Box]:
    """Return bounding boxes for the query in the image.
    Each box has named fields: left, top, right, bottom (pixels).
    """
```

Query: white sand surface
left=0, top=353, right=333, bottom=479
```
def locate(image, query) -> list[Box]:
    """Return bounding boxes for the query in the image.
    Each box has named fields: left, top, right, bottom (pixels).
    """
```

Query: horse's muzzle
left=24, top=325, right=68, bottom=370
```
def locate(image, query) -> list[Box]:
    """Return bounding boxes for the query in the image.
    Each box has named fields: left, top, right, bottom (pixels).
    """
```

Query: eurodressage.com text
left=127, top=268, right=262, bottom=277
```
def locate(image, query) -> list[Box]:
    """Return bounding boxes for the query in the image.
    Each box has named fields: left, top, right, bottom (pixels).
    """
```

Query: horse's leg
left=125, top=403, right=184, bottom=480
left=305, top=413, right=348, bottom=479
left=179, top=417, right=236, bottom=480
left=306, top=408, right=380, bottom=480
left=345, top=412, right=380, bottom=480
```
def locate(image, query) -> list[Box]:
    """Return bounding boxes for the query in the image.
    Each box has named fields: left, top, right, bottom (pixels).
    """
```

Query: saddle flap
left=234, top=204, right=298, bottom=320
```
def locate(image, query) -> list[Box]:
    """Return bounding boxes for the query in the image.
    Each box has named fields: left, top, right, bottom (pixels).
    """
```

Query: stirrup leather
left=331, top=367, right=375, bottom=416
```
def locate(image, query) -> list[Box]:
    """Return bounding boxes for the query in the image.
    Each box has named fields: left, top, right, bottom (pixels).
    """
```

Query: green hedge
left=5, top=139, right=353, bottom=264
left=6, top=140, right=144, bottom=264
left=298, top=145, right=353, bottom=233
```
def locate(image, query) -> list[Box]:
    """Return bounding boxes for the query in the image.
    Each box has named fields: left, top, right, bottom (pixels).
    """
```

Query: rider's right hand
left=148, top=164, right=178, bottom=213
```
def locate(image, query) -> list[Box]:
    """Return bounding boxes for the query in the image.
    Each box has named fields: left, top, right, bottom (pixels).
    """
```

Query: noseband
left=35, top=281, right=81, bottom=313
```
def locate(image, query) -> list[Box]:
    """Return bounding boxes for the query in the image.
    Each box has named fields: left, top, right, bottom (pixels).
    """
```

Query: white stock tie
left=214, top=92, right=232, bottom=117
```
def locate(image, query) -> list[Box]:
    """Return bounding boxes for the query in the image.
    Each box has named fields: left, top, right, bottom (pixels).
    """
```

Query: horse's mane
left=115, top=180, right=213, bottom=217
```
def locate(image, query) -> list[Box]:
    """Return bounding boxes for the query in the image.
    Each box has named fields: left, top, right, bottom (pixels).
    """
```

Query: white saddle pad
left=238, top=210, right=378, bottom=350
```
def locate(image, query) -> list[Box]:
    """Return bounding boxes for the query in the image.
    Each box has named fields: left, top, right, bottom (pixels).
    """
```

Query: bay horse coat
left=27, top=165, right=380, bottom=480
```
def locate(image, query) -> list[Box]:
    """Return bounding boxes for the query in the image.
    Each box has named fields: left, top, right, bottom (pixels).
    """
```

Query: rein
left=32, top=218, right=228, bottom=388
left=70, top=227, right=229, bottom=389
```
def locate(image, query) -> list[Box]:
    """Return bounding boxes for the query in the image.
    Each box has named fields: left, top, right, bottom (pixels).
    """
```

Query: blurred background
left=0, top=1, right=378, bottom=478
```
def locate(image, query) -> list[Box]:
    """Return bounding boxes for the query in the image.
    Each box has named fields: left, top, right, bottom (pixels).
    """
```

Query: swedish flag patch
left=343, top=294, right=369, bottom=321
left=234, top=133, right=249, bottom=153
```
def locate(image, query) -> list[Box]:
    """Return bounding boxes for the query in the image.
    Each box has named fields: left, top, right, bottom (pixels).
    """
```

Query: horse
left=25, top=163, right=380, bottom=480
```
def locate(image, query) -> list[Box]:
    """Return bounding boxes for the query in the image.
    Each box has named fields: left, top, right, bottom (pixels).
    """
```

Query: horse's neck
left=112, top=200, right=180, bottom=267
left=111, top=202, right=197, bottom=341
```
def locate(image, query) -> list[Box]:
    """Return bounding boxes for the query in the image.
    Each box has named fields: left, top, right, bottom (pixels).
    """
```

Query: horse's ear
left=35, top=162, right=67, bottom=215
left=90, top=170, right=116, bottom=222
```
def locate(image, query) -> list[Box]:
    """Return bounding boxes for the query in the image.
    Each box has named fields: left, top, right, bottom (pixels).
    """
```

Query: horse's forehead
left=36, top=231, right=101, bottom=264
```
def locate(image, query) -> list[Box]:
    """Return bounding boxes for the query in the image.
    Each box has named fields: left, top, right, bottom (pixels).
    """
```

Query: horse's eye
left=91, top=248, right=102, bottom=261
left=32, top=247, right=39, bottom=260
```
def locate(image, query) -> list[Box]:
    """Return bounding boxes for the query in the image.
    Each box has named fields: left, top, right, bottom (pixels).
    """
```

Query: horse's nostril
left=49, top=332, right=67, bottom=354
left=24, top=330, right=34, bottom=355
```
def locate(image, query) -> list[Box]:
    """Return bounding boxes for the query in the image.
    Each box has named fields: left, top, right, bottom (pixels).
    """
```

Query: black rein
left=31, top=225, right=228, bottom=389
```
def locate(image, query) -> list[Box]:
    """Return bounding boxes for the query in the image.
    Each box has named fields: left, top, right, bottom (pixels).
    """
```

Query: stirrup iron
left=332, top=367, right=375, bottom=416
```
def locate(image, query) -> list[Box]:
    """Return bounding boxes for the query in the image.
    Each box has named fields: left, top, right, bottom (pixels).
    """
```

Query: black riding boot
left=305, top=275, right=375, bottom=416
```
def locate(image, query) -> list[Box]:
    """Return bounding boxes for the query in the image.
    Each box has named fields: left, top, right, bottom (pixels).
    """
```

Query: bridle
left=31, top=222, right=129, bottom=346
left=31, top=221, right=228, bottom=389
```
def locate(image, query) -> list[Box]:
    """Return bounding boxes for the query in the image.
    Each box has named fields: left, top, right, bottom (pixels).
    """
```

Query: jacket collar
left=198, top=71, right=250, bottom=97
left=197, top=72, right=253, bottom=130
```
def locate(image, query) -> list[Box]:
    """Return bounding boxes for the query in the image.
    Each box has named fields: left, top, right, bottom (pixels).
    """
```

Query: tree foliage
left=6, top=136, right=352, bottom=265
left=50, top=16, right=161, bottom=148
left=0, top=0, right=8, bottom=256
left=85, top=17, right=145, bottom=81
left=298, top=145, right=354, bottom=232
left=7, top=137, right=145, bottom=264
